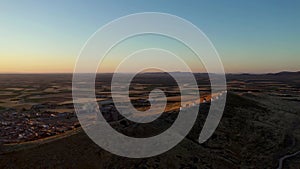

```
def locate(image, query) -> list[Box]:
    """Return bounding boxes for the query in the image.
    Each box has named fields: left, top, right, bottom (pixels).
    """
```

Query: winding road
left=277, top=150, right=300, bottom=169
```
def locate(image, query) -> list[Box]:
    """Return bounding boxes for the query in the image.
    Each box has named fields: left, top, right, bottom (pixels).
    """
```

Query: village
left=0, top=104, right=79, bottom=144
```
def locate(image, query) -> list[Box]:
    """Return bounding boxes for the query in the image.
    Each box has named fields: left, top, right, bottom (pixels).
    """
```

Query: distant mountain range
left=141, top=71, right=300, bottom=76
left=267, top=71, right=300, bottom=76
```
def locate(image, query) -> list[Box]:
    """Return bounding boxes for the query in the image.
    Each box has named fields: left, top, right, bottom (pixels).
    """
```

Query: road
left=277, top=150, right=300, bottom=169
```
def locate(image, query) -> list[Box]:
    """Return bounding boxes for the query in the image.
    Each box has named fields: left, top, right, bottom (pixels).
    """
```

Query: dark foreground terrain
left=0, top=72, right=300, bottom=169
left=1, top=93, right=300, bottom=169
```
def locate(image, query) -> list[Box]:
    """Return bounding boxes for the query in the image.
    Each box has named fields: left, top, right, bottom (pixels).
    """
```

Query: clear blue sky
left=1, top=0, right=299, bottom=73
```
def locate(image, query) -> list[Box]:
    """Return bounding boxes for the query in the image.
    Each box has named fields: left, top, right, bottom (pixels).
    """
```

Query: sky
left=0, top=0, right=299, bottom=73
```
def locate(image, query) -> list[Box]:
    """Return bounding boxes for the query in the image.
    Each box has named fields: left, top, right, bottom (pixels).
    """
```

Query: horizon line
left=0, top=70, right=299, bottom=75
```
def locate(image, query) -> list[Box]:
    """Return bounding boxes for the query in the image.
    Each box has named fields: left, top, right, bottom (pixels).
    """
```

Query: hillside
left=1, top=93, right=300, bottom=168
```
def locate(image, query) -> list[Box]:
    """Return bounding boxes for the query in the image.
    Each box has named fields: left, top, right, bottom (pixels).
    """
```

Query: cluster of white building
left=179, top=90, right=227, bottom=111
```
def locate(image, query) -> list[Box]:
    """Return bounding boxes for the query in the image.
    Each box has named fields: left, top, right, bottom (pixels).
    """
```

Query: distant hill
left=268, top=71, right=300, bottom=76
